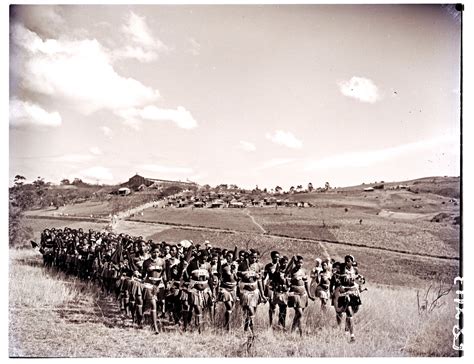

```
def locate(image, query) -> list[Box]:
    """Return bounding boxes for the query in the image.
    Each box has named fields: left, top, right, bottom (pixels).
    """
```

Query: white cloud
left=239, top=141, right=256, bottom=152
left=117, top=12, right=168, bottom=62
left=11, top=22, right=198, bottom=132
left=113, top=46, right=159, bottom=63
left=188, top=37, right=201, bottom=56
left=305, top=134, right=459, bottom=170
left=11, top=23, right=160, bottom=115
left=54, top=154, right=95, bottom=163
left=15, top=6, right=66, bottom=38
left=78, top=166, right=113, bottom=182
left=100, top=126, right=113, bottom=138
left=118, top=105, right=198, bottom=130
left=122, top=12, right=166, bottom=50
left=89, top=147, right=103, bottom=156
left=339, top=76, right=381, bottom=103
left=140, top=164, right=194, bottom=175
left=9, top=98, right=61, bottom=128
left=112, top=12, right=168, bottom=63
left=266, top=130, right=303, bottom=149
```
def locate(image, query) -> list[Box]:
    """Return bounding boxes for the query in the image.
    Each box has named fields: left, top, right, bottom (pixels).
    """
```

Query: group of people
left=36, top=227, right=366, bottom=342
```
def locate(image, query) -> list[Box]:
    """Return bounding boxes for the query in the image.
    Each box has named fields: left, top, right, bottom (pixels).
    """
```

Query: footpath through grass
left=9, top=249, right=459, bottom=357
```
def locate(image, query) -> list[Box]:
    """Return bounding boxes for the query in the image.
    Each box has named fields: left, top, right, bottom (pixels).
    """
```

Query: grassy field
left=130, top=207, right=262, bottom=233
left=11, top=178, right=461, bottom=357
left=127, top=188, right=459, bottom=259
left=336, top=176, right=460, bottom=199
left=20, top=188, right=460, bottom=288
left=24, top=192, right=163, bottom=218
left=9, top=249, right=459, bottom=357
left=18, top=207, right=459, bottom=290
left=249, top=207, right=459, bottom=258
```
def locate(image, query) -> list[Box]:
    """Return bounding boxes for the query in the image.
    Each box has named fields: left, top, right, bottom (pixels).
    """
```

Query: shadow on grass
left=22, top=261, right=181, bottom=333
left=16, top=256, right=44, bottom=269
left=15, top=256, right=134, bottom=330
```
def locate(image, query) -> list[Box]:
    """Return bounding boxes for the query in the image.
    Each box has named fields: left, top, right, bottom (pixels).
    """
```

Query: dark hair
left=271, top=251, right=280, bottom=259
left=250, top=249, right=259, bottom=256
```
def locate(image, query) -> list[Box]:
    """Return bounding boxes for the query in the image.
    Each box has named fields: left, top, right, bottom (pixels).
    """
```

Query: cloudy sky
left=9, top=4, right=461, bottom=189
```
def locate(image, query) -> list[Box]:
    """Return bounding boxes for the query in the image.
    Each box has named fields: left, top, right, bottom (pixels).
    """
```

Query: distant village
left=114, top=174, right=427, bottom=210
left=117, top=173, right=321, bottom=209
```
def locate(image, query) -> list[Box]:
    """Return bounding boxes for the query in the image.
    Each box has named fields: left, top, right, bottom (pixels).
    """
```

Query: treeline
left=10, top=176, right=102, bottom=210
left=8, top=175, right=187, bottom=246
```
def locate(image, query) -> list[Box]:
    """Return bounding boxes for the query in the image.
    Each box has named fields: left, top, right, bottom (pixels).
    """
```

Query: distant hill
left=336, top=176, right=460, bottom=199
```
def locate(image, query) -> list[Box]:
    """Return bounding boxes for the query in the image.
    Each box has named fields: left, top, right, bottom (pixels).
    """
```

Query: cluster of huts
left=117, top=174, right=315, bottom=209
left=164, top=190, right=313, bottom=209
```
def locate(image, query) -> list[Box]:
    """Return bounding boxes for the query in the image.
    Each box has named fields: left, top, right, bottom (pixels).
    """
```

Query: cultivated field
left=128, top=187, right=459, bottom=262
left=248, top=204, right=459, bottom=259
left=130, top=207, right=262, bottom=233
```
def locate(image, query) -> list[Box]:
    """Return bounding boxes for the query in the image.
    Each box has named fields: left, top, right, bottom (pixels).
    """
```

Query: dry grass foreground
left=9, top=249, right=459, bottom=357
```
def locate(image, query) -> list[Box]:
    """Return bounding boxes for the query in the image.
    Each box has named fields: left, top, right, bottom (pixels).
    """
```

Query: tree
left=31, top=176, right=47, bottom=203
left=308, top=182, right=313, bottom=192
left=14, top=175, right=26, bottom=187
left=33, top=176, right=45, bottom=188
left=11, top=177, right=35, bottom=210
left=9, top=177, right=34, bottom=246
left=275, top=186, right=283, bottom=194
left=162, top=185, right=183, bottom=197
left=72, top=178, right=84, bottom=186
left=289, top=186, right=295, bottom=193
left=324, top=182, right=331, bottom=190
left=61, top=178, right=70, bottom=185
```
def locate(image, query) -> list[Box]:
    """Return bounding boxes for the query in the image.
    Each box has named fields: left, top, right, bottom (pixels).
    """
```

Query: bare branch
left=428, top=284, right=453, bottom=313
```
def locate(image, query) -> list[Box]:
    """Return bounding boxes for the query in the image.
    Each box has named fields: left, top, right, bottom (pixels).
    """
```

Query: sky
left=9, top=4, right=461, bottom=190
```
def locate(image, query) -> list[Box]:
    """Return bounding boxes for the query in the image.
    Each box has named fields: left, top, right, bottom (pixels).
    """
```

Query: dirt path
left=115, top=200, right=166, bottom=220
left=244, top=209, right=266, bottom=233
left=113, top=220, right=171, bottom=239
left=378, top=209, right=438, bottom=220
left=318, top=241, right=333, bottom=261
left=110, top=200, right=166, bottom=233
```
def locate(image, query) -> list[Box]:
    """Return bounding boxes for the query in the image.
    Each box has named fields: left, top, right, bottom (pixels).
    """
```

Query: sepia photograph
left=7, top=3, right=464, bottom=358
